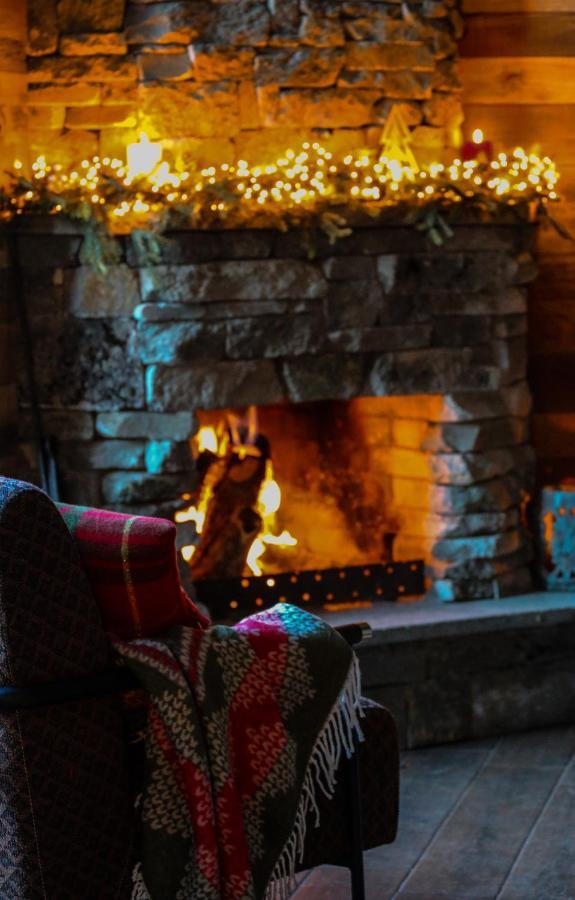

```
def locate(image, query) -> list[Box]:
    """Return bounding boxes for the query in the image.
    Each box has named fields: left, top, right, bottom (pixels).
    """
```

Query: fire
left=175, top=418, right=297, bottom=577
left=174, top=426, right=221, bottom=532
left=196, top=425, right=219, bottom=454
left=246, top=461, right=297, bottom=576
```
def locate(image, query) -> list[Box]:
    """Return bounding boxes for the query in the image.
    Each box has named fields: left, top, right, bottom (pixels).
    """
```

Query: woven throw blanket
left=114, top=603, right=363, bottom=900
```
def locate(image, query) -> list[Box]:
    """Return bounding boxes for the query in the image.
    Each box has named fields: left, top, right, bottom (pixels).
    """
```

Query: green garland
left=0, top=143, right=566, bottom=270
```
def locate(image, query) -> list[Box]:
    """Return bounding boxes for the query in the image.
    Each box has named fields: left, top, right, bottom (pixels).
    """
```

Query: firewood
left=189, top=447, right=267, bottom=581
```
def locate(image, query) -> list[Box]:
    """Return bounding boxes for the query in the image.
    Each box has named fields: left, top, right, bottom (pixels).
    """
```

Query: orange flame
left=246, top=460, right=297, bottom=576
left=175, top=422, right=297, bottom=576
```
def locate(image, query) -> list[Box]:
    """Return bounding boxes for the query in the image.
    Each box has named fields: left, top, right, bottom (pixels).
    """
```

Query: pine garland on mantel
left=0, top=140, right=564, bottom=270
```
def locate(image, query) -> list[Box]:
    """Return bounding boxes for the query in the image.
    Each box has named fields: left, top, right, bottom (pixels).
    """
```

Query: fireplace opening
left=173, top=391, right=532, bottom=617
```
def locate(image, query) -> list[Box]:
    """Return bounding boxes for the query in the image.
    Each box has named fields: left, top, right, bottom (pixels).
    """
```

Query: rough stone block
left=338, top=69, right=432, bottom=99
left=19, top=410, right=94, bottom=441
left=17, top=235, right=82, bottom=269
left=432, top=531, right=522, bottom=564
left=418, top=418, right=528, bottom=454
left=27, top=55, right=137, bottom=82
left=390, top=476, right=520, bottom=515
left=430, top=567, right=533, bottom=602
left=423, top=92, right=463, bottom=128
left=209, top=0, right=270, bottom=45
left=326, top=323, right=431, bottom=353
left=27, top=105, right=66, bottom=130
left=272, top=87, right=379, bottom=128
left=60, top=32, right=127, bottom=56
left=66, top=265, right=140, bottom=317
left=96, top=411, right=195, bottom=440
left=102, top=471, right=182, bottom=505
left=217, top=231, right=273, bottom=261
left=431, top=315, right=491, bottom=347
left=127, top=231, right=222, bottom=266
left=238, top=81, right=260, bottom=128
left=140, top=260, right=328, bottom=303
left=60, top=470, right=102, bottom=507
left=101, top=83, right=138, bottom=106
left=134, top=301, right=290, bottom=322
left=431, top=59, right=463, bottom=91
left=433, top=543, right=534, bottom=582
left=28, top=0, right=58, bottom=56
left=367, top=348, right=499, bottom=397
left=146, top=361, right=284, bottom=411
left=139, top=82, right=239, bottom=139
left=376, top=253, right=512, bottom=296
left=508, top=251, right=538, bottom=285
left=59, top=440, right=145, bottom=471
left=371, top=99, right=424, bottom=127
left=402, top=509, right=519, bottom=541
left=281, top=354, right=365, bottom=403
left=323, top=280, right=382, bottom=328
left=124, top=2, right=213, bottom=44
left=299, top=3, right=344, bottom=47
left=491, top=336, right=527, bottom=384
left=145, top=440, right=192, bottom=474
left=138, top=51, right=193, bottom=82
left=66, top=105, right=137, bottom=130
left=191, top=45, right=254, bottom=81
left=346, top=42, right=435, bottom=72
left=255, top=47, right=344, bottom=87
left=321, top=255, right=375, bottom=280
left=25, top=318, right=144, bottom=410
left=343, top=13, right=427, bottom=43
left=56, top=0, right=126, bottom=32
left=138, top=321, right=227, bottom=364
left=492, top=315, right=527, bottom=339
left=384, top=445, right=532, bottom=486
left=28, top=83, right=101, bottom=106
left=433, top=383, right=532, bottom=423
left=226, top=314, right=321, bottom=359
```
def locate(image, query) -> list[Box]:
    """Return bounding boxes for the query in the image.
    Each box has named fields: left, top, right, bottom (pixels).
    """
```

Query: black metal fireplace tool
left=7, top=229, right=61, bottom=500
left=0, top=621, right=373, bottom=900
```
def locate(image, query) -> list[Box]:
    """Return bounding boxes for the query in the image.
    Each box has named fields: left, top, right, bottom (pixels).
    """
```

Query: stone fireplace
left=0, top=0, right=552, bottom=605
left=10, top=218, right=537, bottom=602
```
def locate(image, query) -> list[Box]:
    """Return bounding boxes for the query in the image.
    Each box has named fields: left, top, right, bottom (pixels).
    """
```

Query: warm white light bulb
left=472, top=128, right=484, bottom=144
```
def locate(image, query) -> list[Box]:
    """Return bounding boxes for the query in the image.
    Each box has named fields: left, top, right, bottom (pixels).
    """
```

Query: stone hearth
left=5, top=218, right=538, bottom=602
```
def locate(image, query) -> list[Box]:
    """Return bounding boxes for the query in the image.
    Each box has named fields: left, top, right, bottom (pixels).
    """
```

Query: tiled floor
left=292, top=726, right=575, bottom=900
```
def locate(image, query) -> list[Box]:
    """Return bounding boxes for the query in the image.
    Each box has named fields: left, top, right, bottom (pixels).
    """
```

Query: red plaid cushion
left=57, top=504, right=209, bottom=639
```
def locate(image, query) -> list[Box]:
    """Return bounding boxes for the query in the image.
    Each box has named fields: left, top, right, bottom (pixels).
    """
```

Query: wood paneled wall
left=460, top=0, right=575, bottom=483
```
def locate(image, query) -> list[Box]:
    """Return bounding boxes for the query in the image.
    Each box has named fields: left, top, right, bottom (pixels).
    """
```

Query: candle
left=126, top=132, right=162, bottom=180
left=462, top=128, right=493, bottom=163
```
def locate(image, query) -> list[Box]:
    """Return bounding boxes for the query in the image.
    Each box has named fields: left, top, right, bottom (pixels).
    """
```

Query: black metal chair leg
left=347, top=735, right=366, bottom=900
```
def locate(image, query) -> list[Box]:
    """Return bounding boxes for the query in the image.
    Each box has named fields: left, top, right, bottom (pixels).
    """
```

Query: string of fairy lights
left=0, top=132, right=560, bottom=243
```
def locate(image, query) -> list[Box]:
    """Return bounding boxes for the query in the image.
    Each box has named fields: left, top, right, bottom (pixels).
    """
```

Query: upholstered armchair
left=0, top=477, right=398, bottom=899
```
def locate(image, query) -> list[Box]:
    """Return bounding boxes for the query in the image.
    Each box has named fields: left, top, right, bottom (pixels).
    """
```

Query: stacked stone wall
left=25, top=0, right=463, bottom=169
left=13, top=219, right=537, bottom=601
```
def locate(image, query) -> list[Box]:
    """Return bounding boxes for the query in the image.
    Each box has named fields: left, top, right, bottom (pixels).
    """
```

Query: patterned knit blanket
left=114, top=603, right=362, bottom=900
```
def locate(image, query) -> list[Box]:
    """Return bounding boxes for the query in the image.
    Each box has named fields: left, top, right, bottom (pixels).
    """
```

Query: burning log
left=189, top=440, right=268, bottom=581
left=176, top=408, right=297, bottom=581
